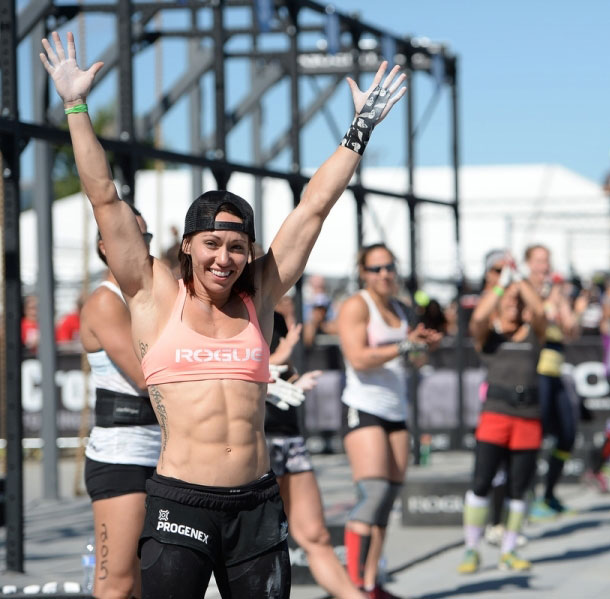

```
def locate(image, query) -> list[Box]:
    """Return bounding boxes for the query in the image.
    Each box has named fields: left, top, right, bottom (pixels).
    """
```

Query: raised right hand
left=40, top=31, right=103, bottom=107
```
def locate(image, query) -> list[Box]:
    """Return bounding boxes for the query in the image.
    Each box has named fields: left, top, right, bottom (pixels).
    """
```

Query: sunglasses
left=489, top=266, right=502, bottom=274
left=363, top=262, right=396, bottom=274
left=142, top=232, right=153, bottom=244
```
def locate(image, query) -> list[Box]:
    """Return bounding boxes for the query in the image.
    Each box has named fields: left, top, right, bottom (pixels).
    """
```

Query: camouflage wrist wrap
left=340, top=85, right=389, bottom=155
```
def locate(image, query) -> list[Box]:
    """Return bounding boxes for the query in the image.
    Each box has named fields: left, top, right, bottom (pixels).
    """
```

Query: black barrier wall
left=12, top=337, right=610, bottom=446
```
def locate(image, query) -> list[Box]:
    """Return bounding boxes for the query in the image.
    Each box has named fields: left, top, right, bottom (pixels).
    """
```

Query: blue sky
left=18, top=0, right=610, bottom=184
left=330, top=0, right=610, bottom=183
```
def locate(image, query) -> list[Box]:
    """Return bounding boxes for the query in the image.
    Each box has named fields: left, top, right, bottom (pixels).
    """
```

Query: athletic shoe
left=484, top=523, right=528, bottom=548
left=528, top=499, right=559, bottom=521
left=457, top=549, right=480, bottom=574
left=544, top=496, right=567, bottom=513
left=498, top=551, right=531, bottom=571
left=484, top=524, right=504, bottom=546
left=582, top=470, right=609, bottom=493
left=363, top=586, right=402, bottom=599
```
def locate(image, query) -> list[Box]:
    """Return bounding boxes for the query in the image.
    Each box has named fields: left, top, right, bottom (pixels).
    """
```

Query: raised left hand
left=346, top=61, right=407, bottom=126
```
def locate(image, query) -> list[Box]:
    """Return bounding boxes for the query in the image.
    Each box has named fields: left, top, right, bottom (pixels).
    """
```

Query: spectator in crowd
left=265, top=306, right=366, bottom=599
left=79, top=205, right=161, bottom=599
left=21, top=294, right=40, bottom=354
left=303, top=274, right=338, bottom=347
left=601, top=277, right=610, bottom=375
left=525, top=245, right=580, bottom=518
left=417, top=295, right=448, bottom=334
left=458, top=260, right=546, bottom=574
left=338, top=243, right=441, bottom=598
left=575, top=280, right=604, bottom=336
left=55, top=292, right=85, bottom=344
left=583, top=418, right=610, bottom=493
left=301, top=276, right=345, bottom=453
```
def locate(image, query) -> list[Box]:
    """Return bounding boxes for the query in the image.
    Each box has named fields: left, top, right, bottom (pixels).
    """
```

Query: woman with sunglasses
left=80, top=205, right=161, bottom=598
left=458, top=263, right=546, bottom=574
left=41, top=31, right=406, bottom=599
left=337, top=243, right=441, bottom=599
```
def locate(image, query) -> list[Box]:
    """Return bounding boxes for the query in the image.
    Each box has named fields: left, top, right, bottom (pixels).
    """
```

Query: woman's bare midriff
left=148, top=378, right=270, bottom=487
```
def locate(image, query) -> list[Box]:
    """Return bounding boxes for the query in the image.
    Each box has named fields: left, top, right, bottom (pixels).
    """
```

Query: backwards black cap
left=183, top=190, right=255, bottom=241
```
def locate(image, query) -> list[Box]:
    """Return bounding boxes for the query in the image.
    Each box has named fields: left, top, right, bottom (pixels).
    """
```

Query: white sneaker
left=484, top=524, right=504, bottom=546
left=485, top=524, right=528, bottom=547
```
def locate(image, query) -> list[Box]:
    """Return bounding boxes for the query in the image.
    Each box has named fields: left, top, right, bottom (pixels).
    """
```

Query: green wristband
left=64, top=103, right=88, bottom=115
left=492, top=285, right=504, bottom=297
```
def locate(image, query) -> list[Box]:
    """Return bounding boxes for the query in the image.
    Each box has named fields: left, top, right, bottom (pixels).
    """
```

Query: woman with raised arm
left=41, top=31, right=405, bottom=599
left=337, top=244, right=442, bottom=599
left=80, top=206, right=160, bottom=599
left=458, top=260, right=546, bottom=575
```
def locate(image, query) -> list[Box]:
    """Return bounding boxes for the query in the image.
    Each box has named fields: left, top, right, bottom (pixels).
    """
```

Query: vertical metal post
left=250, top=9, right=264, bottom=243
left=355, top=189, right=364, bottom=249
left=406, top=66, right=417, bottom=294
left=116, top=0, right=136, bottom=203
left=349, top=28, right=363, bottom=249
left=211, top=0, right=229, bottom=190
left=0, top=0, right=24, bottom=572
left=32, top=22, right=59, bottom=499
left=189, top=6, right=203, bottom=199
left=286, top=2, right=305, bottom=373
left=450, top=56, right=465, bottom=449
left=405, top=62, right=421, bottom=463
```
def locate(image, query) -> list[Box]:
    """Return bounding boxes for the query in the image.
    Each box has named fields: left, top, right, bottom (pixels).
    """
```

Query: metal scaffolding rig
left=0, top=0, right=461, bottom=572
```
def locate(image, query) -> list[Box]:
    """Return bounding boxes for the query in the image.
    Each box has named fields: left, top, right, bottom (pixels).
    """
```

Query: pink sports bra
left=141, top=280, right=271, bottom=385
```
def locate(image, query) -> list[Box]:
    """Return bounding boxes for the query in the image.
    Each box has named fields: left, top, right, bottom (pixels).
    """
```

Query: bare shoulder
left=338, top=293, right=369, bottom=323
left=82, top=284, right=126, bottom=318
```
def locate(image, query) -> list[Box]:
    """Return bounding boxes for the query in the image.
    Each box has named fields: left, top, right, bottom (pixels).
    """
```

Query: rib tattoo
left=149, top=384, right=168, bottom=460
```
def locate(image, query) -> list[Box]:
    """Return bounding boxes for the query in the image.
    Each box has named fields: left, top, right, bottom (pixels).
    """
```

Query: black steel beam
left=0, top=0, right=24, bottom=573
left=17, top=0, right=53, bottom=42
left=115, top=0, right=136, bottom=202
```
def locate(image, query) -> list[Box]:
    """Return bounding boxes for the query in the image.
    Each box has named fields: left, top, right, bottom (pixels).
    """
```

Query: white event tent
left=20, top=163, right=610, bottom=310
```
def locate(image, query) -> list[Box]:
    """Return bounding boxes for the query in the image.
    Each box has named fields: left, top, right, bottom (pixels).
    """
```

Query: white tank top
left=85, top=280, right=161, bottom=467
left=341, top=290, right=409, bottom=422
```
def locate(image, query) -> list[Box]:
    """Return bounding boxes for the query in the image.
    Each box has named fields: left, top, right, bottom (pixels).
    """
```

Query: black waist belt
left=487, top=383, right=539, bottom=407
left=95, top=388, right=157, bottom=427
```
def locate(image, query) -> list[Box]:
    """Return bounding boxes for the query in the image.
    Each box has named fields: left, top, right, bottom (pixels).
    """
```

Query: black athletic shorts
left=139, top=470, right=288, bottom=567
left=85, top=457, right=155, bottom=501
left=341, top=403, right=408, bottom=439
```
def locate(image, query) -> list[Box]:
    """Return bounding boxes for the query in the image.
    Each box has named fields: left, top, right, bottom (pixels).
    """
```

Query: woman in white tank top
left=79, top=210, right=160, bottom=599
left=337, top=244, right=442, bottom=597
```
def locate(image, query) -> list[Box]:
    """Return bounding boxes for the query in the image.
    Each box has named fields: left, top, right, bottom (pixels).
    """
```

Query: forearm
left=519, top=280, right=545, bottom=319
left=66, top=110, right=117, bottom=206
left=300, top=145, right=360, bottom=219
left=470, top=290, right=500, bottom=336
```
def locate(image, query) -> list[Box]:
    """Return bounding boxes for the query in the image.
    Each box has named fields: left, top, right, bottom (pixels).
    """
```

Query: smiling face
left=183, top=211, right=250, bottom=296
left=526, top=246, right=550, bottom=286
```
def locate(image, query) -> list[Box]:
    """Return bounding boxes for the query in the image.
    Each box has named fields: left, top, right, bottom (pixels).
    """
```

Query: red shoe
left=583, top=469, right=609, bottom=493
left=363, top=585, right=403, bottom=599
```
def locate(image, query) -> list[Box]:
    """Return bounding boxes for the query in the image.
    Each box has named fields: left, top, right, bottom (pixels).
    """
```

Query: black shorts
left=341, top=404, right=408, bottom=439
left=85, top=457, right=155, bottom=501
left=139, top=471, right=288, bottom=567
